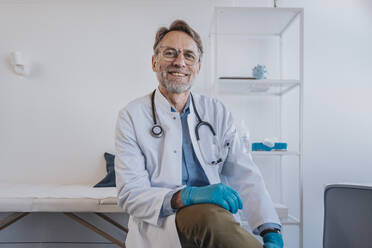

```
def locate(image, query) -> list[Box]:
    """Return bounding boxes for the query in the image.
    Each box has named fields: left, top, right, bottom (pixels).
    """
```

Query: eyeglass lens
left=160, top=47, right=198, bottom=65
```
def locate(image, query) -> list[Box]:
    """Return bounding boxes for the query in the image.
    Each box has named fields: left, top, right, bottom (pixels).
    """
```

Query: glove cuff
left=263, top=232, right=283, bottom=247
left=180, top=187, right=194, bottom=206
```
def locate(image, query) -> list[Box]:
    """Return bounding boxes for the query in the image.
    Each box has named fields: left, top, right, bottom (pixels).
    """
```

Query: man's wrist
left=171, top=190, right=184, bottom=209
left=260, top=228, right=281, bottom=237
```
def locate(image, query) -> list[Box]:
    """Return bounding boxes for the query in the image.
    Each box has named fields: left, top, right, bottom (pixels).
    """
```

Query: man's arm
left=219, top=105, right=281, bottom=232
left=115, top=109, right=173, bottom=226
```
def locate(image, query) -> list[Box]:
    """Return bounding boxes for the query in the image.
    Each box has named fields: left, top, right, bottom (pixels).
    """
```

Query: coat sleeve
left=219, top=107, right=281, bottom=232
left=114, top=108, right=172, bottom=227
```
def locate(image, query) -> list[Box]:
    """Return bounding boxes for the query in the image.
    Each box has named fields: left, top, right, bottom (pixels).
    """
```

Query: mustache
left=166, top=66, right=190, bottom=75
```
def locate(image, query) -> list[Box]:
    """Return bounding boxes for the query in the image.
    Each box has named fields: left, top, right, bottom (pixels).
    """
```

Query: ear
left=196, top=62, right=201, bottom=74
left=152, top=55, right=157, bottom=72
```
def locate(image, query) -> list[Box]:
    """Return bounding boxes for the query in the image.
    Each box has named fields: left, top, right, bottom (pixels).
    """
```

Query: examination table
left=0, top=183, right=127, bottom=247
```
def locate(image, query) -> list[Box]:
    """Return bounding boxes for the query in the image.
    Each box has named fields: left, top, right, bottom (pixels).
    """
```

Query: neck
left=158, top=85, right=190, bottom=113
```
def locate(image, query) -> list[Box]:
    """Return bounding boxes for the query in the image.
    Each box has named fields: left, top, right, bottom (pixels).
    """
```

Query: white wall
left=1, top=0, right=371, bottom=247
left=0, top=0, right=214, bottom=185
left=303, top=0, right=372, bottom=247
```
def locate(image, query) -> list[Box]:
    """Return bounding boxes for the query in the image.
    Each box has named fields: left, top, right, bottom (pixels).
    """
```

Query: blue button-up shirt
left=177, top=100, right=210, bottom=187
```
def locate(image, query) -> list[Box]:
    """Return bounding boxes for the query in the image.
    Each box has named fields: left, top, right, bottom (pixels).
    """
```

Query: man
left=115, top=20, right=283, bottom=248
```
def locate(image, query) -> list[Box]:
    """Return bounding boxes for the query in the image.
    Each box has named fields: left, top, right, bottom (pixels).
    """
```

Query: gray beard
left=159, top=72, right=194, bottom=93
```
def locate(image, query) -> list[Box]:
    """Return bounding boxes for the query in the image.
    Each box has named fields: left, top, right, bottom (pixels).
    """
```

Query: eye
left=163, top=49, right=177, bottom=57
left=184, top=52, right=196, bottom=60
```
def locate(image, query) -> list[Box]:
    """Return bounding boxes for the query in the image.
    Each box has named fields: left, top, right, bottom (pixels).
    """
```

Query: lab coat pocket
left=197, top=139, right=220, bottom=166
left=218, top=139, right=231, bottom=174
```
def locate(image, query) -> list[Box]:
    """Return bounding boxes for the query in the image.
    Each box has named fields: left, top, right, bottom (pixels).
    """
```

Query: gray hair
left=153, top=20, right=203, bottom=60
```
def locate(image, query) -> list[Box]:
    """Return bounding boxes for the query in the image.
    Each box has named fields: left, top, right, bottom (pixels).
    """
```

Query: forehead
left=159, top=31, right=198, bottom=52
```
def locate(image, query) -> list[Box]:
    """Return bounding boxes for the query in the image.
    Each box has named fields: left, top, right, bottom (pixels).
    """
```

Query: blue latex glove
left=180, top=183, right=243, bottom=214
left=263, top=232, right=284, bottom=248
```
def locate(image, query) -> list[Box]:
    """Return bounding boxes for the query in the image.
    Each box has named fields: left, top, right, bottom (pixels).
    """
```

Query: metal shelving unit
left=208, top=7, right=304, bottom=248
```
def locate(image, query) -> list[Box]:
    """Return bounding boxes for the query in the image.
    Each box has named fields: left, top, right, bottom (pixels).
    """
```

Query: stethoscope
left=150, top=89, right=223, bottom=166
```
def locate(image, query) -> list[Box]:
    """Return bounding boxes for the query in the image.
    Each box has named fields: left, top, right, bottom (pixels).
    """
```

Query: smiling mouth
left=168, top=71, right=189, bottom=77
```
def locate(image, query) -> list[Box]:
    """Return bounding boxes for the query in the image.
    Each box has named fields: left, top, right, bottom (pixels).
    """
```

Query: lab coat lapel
left=154, top=89, right=183, bottom=187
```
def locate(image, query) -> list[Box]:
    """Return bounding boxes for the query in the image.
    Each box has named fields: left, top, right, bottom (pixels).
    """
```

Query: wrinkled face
left=152, top=31, right=201, bottom=93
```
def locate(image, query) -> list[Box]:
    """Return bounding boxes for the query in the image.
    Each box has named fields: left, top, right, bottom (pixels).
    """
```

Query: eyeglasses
left=157, top=46, right=199, bottom=65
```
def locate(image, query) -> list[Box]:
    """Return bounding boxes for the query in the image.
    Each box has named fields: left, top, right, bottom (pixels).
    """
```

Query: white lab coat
left=115, top=88, right=280, bottom=248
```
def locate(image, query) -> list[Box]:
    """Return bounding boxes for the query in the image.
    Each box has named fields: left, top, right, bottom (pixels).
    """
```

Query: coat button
left=173, top=150, right=177, bottom=153
left=173, top=117, right=176, bottom=120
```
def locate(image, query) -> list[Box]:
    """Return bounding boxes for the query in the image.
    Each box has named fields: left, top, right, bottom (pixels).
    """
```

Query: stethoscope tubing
left=150, top=89, right=223, bottom=165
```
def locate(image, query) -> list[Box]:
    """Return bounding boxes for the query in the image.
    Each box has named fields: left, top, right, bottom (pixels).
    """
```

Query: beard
left=157, top=66, right=196, bottom=93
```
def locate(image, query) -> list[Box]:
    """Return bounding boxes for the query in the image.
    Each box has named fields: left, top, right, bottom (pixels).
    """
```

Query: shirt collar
left=170, top=95, right=191, bottom=117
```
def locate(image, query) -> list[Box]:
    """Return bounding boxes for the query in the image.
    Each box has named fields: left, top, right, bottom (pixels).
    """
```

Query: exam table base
left=0, top=212, right=127, bottom=248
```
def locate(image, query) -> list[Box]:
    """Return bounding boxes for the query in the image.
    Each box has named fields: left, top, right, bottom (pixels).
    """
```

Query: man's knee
left=176, top=204, right=236, bottom=233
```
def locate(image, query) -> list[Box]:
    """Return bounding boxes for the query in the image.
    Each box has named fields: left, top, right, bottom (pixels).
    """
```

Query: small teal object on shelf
left=252, top=64, right=267, bottom=79
left=252, top=142, right=287, bottom=151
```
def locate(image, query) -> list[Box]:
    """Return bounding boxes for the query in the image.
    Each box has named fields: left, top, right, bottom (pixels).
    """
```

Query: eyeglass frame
left=155, top=46, right=200, bottom=66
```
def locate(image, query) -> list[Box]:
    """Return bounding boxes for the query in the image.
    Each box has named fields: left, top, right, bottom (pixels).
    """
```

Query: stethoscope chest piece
left=151, top=124, right=163, bottom=138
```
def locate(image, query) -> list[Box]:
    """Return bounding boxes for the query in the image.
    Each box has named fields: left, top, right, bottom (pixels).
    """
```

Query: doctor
left=115, top=20, right=283, bottom=248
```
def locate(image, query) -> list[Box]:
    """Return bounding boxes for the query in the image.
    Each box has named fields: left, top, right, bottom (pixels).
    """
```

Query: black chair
left=323, top=184, right=372, bottom=248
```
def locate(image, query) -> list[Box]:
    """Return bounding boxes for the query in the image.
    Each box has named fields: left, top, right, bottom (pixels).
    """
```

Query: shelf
left=280, top=215, right=300, bottom=225
left=252, top=151, right=300, bottom=156
left=212, top=7, right=303, bottom=36
left=217, top=78, right=300, bottom=96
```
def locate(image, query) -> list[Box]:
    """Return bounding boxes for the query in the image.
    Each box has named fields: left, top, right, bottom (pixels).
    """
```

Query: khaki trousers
left=175, top=204, right=262, bottom=248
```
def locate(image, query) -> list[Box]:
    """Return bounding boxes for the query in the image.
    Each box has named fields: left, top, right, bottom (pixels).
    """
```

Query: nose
left=172, top=51, right=186, bottom=68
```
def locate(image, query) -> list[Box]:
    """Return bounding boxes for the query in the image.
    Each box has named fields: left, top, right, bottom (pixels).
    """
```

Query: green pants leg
left=175, top=204, right=262, bottom=248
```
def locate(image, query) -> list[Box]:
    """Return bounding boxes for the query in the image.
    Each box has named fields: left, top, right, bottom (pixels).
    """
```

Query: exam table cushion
left=0, top=183, right=123, bottom=213
left=94, top=152, right=116, bottom=188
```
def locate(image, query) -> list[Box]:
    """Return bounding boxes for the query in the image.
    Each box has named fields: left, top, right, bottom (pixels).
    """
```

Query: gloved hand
left=180, top=183, right=243, bottom=214
left=263, top=232, right=284, bottom=248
